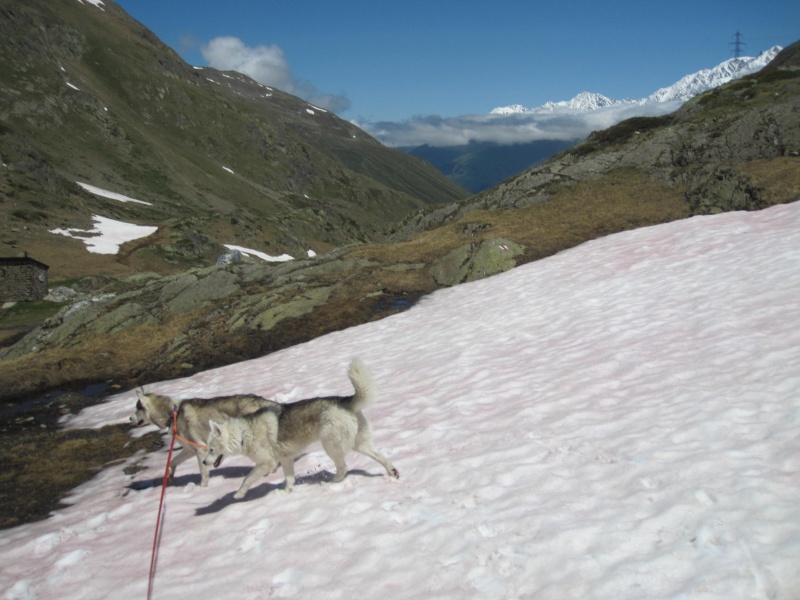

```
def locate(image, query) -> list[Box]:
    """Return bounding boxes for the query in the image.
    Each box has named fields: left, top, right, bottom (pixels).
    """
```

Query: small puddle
left=372, top=292, right=423, bottom=314
left=0, top=382, right=111, bottom=419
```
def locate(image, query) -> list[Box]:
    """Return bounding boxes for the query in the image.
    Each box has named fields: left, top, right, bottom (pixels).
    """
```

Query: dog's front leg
left=195, top=450, right=211, bottom=487
left=168, top=447, right=193, bottom=482
left=234, top=460, right=275, bottom=500
left=280, top=458, right=296, bottom=493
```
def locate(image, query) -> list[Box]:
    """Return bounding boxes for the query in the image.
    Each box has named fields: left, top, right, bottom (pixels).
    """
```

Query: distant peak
left=491, top=46, right=783, bottom=115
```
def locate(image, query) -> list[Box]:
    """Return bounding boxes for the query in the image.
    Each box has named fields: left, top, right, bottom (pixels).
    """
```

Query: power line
left=730, top=31, right=746, bottom=58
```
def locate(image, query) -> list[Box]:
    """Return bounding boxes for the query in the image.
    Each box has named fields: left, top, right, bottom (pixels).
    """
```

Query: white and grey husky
left=131, top=390, right=279, bottom=486
left=204, top=358, right=399, bottom=499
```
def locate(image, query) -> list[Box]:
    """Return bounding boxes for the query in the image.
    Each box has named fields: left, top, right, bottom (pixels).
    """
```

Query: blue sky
left=114, top=0, right=797, bottom=144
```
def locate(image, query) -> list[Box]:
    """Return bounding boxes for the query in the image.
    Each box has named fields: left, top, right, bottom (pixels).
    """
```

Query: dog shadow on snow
left=126, top=467, right=382, bottom=516
left=194, top=468, right=384, bottom=516
left=127, top=465, right=253, bottom=492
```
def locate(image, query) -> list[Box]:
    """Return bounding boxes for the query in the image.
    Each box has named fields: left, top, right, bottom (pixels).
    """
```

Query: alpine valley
left=0, top=1, right=799, bottom=528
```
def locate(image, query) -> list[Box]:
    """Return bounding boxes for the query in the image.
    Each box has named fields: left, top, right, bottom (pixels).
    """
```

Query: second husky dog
left=132, top=390, right=279, bottom=486
left=204, top=358, right=399, bottom=499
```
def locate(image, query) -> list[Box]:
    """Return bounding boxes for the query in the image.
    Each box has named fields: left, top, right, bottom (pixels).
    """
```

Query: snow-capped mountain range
left=491, top=46, right=782, bottom=115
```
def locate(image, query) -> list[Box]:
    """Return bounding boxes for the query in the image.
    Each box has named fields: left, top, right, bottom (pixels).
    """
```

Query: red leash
left=175, top=433, right=207, bottom=449
left=147, top=407, right=179, bottom=600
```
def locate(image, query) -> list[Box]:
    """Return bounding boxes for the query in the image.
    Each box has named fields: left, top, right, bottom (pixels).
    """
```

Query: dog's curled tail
left=348, top=357, right=376, bottom=412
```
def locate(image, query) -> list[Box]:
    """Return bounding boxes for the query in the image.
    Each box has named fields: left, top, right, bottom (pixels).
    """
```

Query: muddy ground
left=0, top=390, right=163, bottom=529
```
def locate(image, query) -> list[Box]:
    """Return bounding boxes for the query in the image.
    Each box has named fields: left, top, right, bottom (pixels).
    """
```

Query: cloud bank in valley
left=198, top=35, right=682, bottom=149
left=201, top=36, right=351, bottom=113
left=197, top=37, right=777, bottom=150
left=358, top=100, right=683, bottom=148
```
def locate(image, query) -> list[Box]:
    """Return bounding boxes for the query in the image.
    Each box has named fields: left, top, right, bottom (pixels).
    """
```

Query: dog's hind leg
left=354, top=440, right=399, bottom=479
left=354, top=415, right=400, bottom=478
left=321, top=440, right=349, bottom=483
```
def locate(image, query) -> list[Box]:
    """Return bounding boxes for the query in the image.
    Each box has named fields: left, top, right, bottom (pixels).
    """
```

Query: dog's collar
left=165, top=405, right=179, bottom=431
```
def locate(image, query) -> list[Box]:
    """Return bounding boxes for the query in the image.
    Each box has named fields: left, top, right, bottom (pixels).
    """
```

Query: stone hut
left=0, top=255, right=50, bottom=302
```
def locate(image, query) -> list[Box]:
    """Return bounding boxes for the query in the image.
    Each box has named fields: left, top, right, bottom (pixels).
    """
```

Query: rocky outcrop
left=230, top=285, right=336, bottom=332
left=0, top=251, right=372, bottom=363
left=685, top=166, right=770, bottom=214
left=161, top=268, right=241, bottom=314
left=431, top=238, right=525, bottom=286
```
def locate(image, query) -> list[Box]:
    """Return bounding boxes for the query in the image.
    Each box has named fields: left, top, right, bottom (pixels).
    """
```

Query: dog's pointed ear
left=209, top=420, right=222, bottom=436
left=135, top=388, right=149, bottom=412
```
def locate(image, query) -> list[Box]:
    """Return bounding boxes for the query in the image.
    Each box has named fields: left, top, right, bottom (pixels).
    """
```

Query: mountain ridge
left=395, top=41, right=800, bottom=240
left=492, top=46, right=782, bottom=115
left=408, top=46, right=783, bottom=193
left=0, top=0, right=467, bottom=279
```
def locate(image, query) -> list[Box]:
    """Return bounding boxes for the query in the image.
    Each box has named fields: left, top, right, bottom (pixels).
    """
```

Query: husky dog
left=131, top=390, right=279, bottom=486
left=204, top=358, right=399, bottom=499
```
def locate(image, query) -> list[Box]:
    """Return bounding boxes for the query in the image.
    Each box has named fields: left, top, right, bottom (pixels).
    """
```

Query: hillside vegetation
left=1, top=8, right=798, bottom=409
left=0, top=0, right=467, bottom=279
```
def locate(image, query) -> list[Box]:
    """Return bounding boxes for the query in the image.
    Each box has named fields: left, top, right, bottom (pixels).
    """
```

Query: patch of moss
left=0, top=300, right=65, bottom=328
left=586, top=115, right=676, bottom=149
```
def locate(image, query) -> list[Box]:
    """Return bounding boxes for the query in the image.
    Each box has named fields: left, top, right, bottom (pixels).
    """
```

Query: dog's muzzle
left=204, top=454, right=224, bottom=468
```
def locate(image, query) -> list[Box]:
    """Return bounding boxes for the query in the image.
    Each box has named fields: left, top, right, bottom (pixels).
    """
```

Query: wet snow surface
left=3, top=203, right=800, bottom=599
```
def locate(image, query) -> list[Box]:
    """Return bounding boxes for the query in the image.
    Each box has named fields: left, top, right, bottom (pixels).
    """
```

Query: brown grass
left=0, top=317, right=193, bottom=399
left=353, top=169, right=691, bottom=266
left=0, top=424, right=162, bottom=529
left=739, top=157, right=800, bottom=206
left=7, top=227, right=140, bottom=280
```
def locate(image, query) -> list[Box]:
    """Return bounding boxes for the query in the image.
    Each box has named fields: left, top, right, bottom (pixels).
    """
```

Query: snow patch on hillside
left=75, top=0, right=105, bottom=9
left=223, top=244, right=294, bottom=262
left=76, top=182, right=152, bottom=206
left=50, top=216, right=157, bottom=254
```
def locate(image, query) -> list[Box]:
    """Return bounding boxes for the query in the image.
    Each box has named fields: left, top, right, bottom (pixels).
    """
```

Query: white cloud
left=202, top=37, right=292, bottom=90
left=360, top=101, right=683, bottom=148
left=201, top=37, right=350, bottom=113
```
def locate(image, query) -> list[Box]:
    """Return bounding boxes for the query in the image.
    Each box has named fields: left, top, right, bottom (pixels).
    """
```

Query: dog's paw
left=233, top=490, right=247, bottom=500
left=389, top=467, right=400, bottom=479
